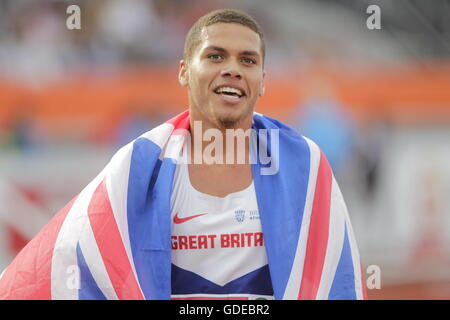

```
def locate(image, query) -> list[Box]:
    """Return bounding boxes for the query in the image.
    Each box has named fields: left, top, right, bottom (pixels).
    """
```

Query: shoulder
left=252, top=112, right=321, bottom=160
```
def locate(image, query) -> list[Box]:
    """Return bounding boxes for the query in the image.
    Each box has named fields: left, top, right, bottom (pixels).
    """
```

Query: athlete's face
left=179, top=23, right=265, bottom=129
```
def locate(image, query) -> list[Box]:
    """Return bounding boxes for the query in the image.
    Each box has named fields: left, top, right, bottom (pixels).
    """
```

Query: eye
left=242, top=57, right=256, bottom=65
left=208, top=54, right=224, bottom=61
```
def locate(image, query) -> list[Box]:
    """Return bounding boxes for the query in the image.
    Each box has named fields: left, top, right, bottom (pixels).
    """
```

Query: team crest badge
left=234, top=209, right=245, bottom=222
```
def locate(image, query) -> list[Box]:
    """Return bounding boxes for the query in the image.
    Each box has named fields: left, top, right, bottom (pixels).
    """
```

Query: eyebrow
left=204, top=45, right=260, bottom=58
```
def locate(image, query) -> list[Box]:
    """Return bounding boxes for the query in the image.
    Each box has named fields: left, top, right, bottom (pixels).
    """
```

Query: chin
left=216, top=110, right=252, bottom=129
left=218, top=118, right=239, bottom=129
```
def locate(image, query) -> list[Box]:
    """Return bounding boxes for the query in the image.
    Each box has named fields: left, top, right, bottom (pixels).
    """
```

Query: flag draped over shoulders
left=0, top=110, right=366, bottom=300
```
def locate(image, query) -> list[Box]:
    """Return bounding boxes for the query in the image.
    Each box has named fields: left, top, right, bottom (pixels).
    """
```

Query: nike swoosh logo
left=173, top=212, right=207, bottom=224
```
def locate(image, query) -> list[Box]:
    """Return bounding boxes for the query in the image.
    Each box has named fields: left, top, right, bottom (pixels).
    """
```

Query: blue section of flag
left=127, top=137, right=174, bottom=300
left=251, top=114, right=310, bottom=299
left=328, top=225, right=356, bottom=300
left=171, top=264, right=274, bottom=296
left=76, top=243, right=106, bottom=300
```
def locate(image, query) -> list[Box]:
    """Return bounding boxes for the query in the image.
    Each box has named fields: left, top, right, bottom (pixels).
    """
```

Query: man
left=0, top=9, right=366, bottom=300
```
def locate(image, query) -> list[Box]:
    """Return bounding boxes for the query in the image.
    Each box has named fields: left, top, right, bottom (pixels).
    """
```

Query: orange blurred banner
left=1, top=63, right=450, bottom=137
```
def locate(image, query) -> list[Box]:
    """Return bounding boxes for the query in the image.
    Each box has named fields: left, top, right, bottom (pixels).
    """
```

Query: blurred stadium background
left=1, top=0, right=450, bottom=299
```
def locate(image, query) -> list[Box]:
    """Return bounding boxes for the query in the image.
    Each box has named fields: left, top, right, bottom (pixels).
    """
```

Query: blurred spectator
left=0, top=2, right=78, bottom=86
left=113, top=103, right=171, bottom=146
left=92, top=0, right=188, bottom=64
left=1, top=104, right=45, bottom=153
left=292, top=78, right=357, bottom=177
left=357, top=107, right=391, bottom=203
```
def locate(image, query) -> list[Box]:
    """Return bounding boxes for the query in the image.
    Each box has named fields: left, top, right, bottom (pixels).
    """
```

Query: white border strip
left=171, top=293, right=274, bottom=300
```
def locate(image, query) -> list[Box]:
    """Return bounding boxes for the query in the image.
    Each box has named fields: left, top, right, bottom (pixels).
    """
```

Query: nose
left=220, top=61, right=242, bottom=80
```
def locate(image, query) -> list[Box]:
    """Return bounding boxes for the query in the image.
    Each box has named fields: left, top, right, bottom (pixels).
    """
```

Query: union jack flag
left=0, top=110, right=366, bottom=300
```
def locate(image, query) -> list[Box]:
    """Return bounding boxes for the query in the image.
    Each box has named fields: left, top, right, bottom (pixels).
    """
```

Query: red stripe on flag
left=361, top=263, right=368, bottom=300
left=298, top=150, right=332, bottom=300
left=165, top=110, right=190, bottom=131
left=0, top=196, right=77, bottom=300
left=88, top=180, right=144, bottom=300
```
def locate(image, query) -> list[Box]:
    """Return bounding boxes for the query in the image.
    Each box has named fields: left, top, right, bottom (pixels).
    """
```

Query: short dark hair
left=183, top=9, right=265, bottom=64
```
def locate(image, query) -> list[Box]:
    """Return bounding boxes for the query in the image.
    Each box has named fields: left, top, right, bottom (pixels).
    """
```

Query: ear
left=259, top=70, right=266, bottom=96
left=178, top=60, right=188, bottom=87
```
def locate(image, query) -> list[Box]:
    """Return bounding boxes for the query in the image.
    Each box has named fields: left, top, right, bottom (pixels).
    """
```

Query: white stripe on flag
left=315, top=176, right=346, bottom=299
left=344, top=215, right=364, bottom=299
left=333, top=178, right=364, bottom=299
left=141, top=123, right=174, bottom=151
left=282, top=137, right=321, bottom=299
left=78, top=217, right=118, bottom=300
left=51, top=170, right=105, bottom=300
left=104, top=143, right=144, bottom=298
left=163, top=131, right=188, bottom=161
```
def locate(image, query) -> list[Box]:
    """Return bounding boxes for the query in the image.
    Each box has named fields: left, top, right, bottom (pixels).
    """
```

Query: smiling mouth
left=213, top=87, right=246, bottom=105
left=213, top=86, right=246, bottom=98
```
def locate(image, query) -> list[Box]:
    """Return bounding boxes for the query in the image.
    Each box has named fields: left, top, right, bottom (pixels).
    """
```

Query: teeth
left=215, top=86, right=243, bottom=96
